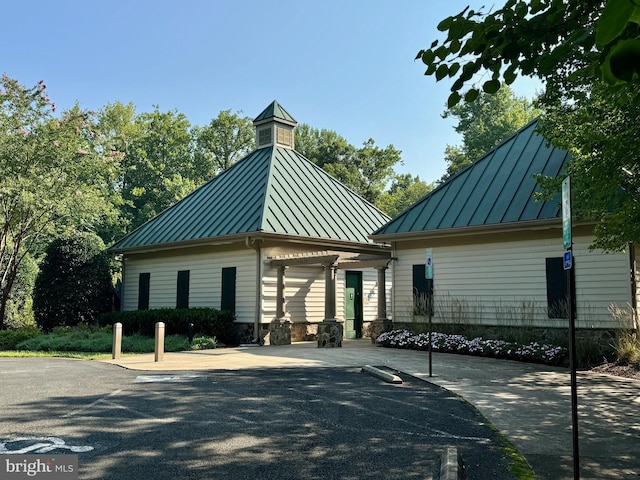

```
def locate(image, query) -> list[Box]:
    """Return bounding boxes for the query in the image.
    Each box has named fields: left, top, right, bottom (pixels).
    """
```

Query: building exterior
left=110, top=102, right=392, bottom=345
left=371, top=120, right=638, bottom=332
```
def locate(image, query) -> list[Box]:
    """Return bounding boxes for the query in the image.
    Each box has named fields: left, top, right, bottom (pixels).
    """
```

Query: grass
left=0, top=350, right=113, bottom=360
left=487, top=422, right=537, bottom=480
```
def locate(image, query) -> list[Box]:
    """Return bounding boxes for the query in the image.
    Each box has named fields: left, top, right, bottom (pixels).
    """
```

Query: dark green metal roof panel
left=253, top=100, right=296, bottom=125
left=373, top=119, right=570, bottom=237
left=262, top=147, right=390, bottom=243
left=111, top=139, right=390, bottom=251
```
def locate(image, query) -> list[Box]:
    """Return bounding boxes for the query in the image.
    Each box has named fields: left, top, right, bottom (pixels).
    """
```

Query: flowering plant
left=376, top=329, right=566, bottom=366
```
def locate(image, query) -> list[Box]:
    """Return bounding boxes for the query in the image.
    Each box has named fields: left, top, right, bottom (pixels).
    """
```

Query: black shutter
left=138, top=273, right=150, bottom=310
left=221, top=267, right=236, bottom=314
left=545, top=258, right=575, bottom=318
left=176, top=270, right=190, bottom=309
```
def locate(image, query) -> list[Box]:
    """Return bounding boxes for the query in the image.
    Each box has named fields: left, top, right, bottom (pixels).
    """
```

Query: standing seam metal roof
left=372, top=119, right=570, bottom=237
left=110, top=144, right=390, bottom=251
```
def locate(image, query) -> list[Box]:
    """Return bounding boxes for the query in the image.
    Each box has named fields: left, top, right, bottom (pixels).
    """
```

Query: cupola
left=253, top=100, right=297, bottom=150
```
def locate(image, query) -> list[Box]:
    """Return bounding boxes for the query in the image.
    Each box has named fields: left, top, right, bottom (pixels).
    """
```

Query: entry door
left=345, top=271, right=363, bottom=339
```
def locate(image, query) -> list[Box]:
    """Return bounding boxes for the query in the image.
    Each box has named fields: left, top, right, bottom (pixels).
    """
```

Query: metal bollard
left=155, top=322, right=165, bottom=362
left=187, top=323, right=194, bottom=344
left=112, top=322, right=122, bottom=359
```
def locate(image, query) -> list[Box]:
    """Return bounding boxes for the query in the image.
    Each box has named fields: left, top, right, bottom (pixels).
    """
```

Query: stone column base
left=369, top=319, right=393, bottom=344
left=317, top=321, right=343, bottom=348
left=269, top=319, right=292, bottom=346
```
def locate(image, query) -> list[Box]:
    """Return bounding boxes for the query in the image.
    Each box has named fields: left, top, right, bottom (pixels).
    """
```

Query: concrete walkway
left=103, top=340, right=640, bottom=480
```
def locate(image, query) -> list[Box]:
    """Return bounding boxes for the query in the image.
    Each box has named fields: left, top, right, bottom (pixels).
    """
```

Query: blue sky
left=2, top=0, right=540, bottom=184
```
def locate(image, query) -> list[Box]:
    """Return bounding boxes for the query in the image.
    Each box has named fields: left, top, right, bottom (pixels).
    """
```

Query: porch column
left=376, top=266, right=387, bottom=320
left=270, top=265, right=291, bottom=345
left=276, top=265, right=287, bottom=320
left=323, top=261, right=337, bottom=321
left=318, top=261, right=342, bottom=347
left=370, top=264, right=393, bottom=343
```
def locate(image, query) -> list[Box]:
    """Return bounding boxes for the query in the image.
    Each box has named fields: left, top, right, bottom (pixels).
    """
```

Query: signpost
left=563, top=177, right=580, bottom=480
left=425, top=248, right=433, bottom=377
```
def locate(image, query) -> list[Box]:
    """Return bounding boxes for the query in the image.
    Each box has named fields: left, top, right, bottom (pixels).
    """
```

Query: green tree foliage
left=295, top=124, right=402, bottom=205
left=377, top=174, right=434, bottom=218
left=418, top=0, right=640, bottom=249
left=118, top=106, right=195, bottom=231
left=440, top=85, right=540, bottom=181
left=33, top=233, right=114, bottom=331
left=536, top=81, right=640, bottom=251
left=416, top=0, right=614, bottom=107
left=2, top=252, right=37, bottom=329
left=0, top=76, right=118, bottom=329
left=193, top=109, right=254, bottom=179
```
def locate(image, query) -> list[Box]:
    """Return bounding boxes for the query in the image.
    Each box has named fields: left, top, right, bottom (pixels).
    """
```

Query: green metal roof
left=110, top=145, right=390, bottom=252
left=372, top=119, right=570, bottom=238
left=253, top=100, right=297, bottom=126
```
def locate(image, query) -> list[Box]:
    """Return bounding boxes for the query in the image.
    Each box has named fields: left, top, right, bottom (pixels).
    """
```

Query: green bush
left=33, top=233, right=115, bottom=331
left=97, top=308, right=236, bottom=344
left=0, top=325, right=41, bottom=350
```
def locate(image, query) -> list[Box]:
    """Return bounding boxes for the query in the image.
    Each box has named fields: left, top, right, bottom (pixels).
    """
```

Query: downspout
left=246, top=237, right=263, bottom=344
left=118, top=255, right=125, bottom=312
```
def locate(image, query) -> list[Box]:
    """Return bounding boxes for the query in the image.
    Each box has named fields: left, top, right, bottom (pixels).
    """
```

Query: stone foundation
left=291, top=322, right=318, bottom=342
left=269, top=320, right=292, bottom=345
left=317, top=321, right=343, bottom=348
left=368, top=319, right=393, bottom=344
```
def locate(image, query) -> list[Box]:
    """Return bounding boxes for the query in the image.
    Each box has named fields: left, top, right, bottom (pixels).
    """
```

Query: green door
left=345, top=271, right=363, bottom=339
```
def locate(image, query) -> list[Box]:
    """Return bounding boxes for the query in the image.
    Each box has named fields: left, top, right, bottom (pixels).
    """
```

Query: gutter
left=246, top=237, right=263, bottom=344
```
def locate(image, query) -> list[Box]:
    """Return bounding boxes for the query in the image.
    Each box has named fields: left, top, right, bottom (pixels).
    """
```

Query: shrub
left=0, top=325, right=41, bottom=350
left=613, top=330, right=640, bottom=365
left=33, top=233, right=114, bottom=331
left=376, top=329, right=567, bottom=366
left=97, top=308, right=236, bottom=345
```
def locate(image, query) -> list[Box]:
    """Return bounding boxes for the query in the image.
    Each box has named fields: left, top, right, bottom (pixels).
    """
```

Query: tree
left=119, top=106, right=196, bottom=231
left=377, top=174, right=434, bottom=218
left=295, top=123, right=355, bottom=168
left=33, top=233, right=114, bottom=331
left=536, top=81, right=640, bottom=251
left=193, top=110, right=254, bottom=180
left=440, top=85, right=540, bottom=181
left=295, top=124, right=402, bottom=205
left=0, top=76, right=117, bottom=329
left=415, top=0, right=633, bottom=107
left=418, top=0, right=640, bottom=250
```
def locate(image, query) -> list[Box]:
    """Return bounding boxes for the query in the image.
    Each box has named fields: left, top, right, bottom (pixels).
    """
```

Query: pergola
left=268, top=251, right=392, bottom=346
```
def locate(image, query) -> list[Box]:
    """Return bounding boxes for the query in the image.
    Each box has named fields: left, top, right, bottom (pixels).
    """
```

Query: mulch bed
left=590, top=362, right=640, bottom=380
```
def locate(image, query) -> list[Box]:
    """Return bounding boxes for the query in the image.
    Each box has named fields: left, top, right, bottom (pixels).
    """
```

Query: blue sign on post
left=563, top=250, right=572, bottom=270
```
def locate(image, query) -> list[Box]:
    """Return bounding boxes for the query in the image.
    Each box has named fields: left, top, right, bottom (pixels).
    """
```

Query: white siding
left=337, top=268, right=392, bottom=322
left=261, top=246, right=328, bottom=324
left=260, top=246, right=392, bottom=326
left=393, top=234, right=633, bottom=329
left=122, top=248, right=257, bottom=323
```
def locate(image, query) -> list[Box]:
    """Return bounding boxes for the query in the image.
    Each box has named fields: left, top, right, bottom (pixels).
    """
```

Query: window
left=545, top=257, right=575, bottom=318
left=412, top=264, right=433, bottom=315
left=138, top=273, right=150, bottom=310
left=221, top=267, right=236, bottom=314
left=176, top=270, right=190, bottom=309
left=258, top=127, right=272, bottom=146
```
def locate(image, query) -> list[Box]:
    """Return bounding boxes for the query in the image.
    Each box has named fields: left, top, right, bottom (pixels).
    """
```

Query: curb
left=440, top=446, right=462, bottom=480
left=360, top=365, right=403, bottom=384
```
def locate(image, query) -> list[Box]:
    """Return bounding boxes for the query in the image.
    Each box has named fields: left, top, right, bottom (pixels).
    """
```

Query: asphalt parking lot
left=0, top=357, right=516, bottom=479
